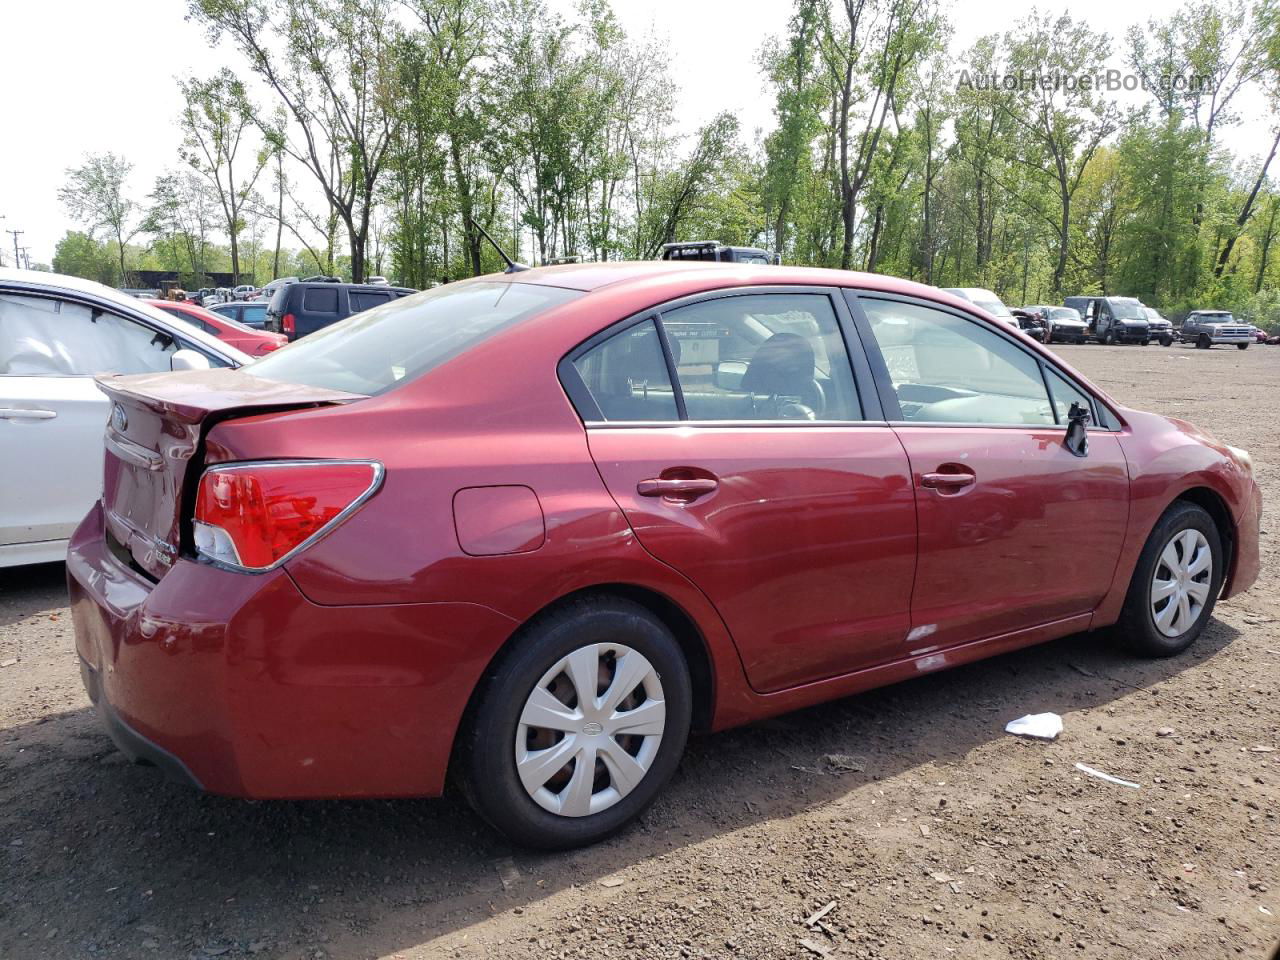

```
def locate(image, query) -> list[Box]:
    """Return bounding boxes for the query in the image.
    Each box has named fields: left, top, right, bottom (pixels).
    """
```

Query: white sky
left=0, top=0, right=1273, bottom=265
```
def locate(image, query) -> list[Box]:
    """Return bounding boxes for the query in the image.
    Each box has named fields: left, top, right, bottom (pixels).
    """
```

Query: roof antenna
left=467, top=219, right=529, bottom=273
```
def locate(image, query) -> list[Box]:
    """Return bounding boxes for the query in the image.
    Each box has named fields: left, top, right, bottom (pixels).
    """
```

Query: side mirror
left=1064, top=401, right=1090, bottom=458
left=170, top=348, right=211, bottom=372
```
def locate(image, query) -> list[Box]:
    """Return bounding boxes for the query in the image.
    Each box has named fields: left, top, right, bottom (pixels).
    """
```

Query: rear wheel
left=458, top=597, right=692, bottom=849
left=1117, top=501, right=1223, bottom=657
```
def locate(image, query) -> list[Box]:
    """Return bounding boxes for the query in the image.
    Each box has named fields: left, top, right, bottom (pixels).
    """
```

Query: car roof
left=0, top=268, right=250, bottom=363
left=499, top=260, right=963, bottom=300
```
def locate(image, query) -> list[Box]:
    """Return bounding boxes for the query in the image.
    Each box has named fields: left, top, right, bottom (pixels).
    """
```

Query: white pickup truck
left=1179, top=310, right=1253, bottom=349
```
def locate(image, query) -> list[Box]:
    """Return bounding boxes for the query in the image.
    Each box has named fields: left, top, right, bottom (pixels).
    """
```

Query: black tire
left=1197, top=334, right=1211, bottom=349
left=1237, top=342, right=1249, bottom=350
left=1116, top=501, right=1224, bottom=657
left=1102, top=329, right=1113, bottom=346
left=1161, top=336, right=1173, bottom=347
left=457, top=597, right=692, bottom=850
left=1143, top=338, right=1151, bottom=346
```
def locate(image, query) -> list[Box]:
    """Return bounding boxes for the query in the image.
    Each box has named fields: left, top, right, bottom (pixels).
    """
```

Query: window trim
left=558, top=285, right=885, bottom=427
left=843, top=289, right=1119, bottom=432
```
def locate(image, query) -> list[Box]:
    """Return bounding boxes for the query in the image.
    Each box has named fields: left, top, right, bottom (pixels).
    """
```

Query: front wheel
left=1161, top=336, right=1173, bottom=347
left=1102, top=329, right=1114, bottom=346
left=458, top=597, right=692, bottom=849
left=1197, top=334, right=1211, bottom=349
left=1117, top=501, right=1223, bottom=657
left=1237, top=342, right=1249, bottom=350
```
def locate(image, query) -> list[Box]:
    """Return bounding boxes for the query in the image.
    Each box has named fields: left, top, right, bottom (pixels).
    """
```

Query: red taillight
left=282, top=312, right=296, bottom=335
left=193, top=461, right=382, bottom=570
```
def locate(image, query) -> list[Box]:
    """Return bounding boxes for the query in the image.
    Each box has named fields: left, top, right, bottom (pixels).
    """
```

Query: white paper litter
left=1074, top=762, right=1141, bottom=789
left=1004, top=712, right=1063, bottom=741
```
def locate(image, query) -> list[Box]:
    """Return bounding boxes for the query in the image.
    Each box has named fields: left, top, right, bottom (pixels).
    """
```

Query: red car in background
left=147, top=299, right=286, bottom=357
left=71, top=263, right=1260, bottom=849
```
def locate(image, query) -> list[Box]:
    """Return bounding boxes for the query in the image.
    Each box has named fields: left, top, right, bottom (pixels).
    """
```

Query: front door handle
left=637, top=477, right=718, bottom=500
left=920, top=469, right=976, bottom=490
left=0, top=408, right=57, bottom=420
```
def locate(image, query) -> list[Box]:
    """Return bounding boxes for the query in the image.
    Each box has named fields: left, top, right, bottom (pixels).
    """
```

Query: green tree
left=57, top=153, right=140, bottom=283
left=179, top=68, right=270, bottom=285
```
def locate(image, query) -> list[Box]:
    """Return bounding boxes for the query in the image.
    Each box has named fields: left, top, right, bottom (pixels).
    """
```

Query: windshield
left=1196, top=312, right=1234, bottom=322
left=1110, top=300, right=1148, bottom=320
left=248, top=279, right=581, bottom=395
left=1049, top=307, right=1081, bottom=321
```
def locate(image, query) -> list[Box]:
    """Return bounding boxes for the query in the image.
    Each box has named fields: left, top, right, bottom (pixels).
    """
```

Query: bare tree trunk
left=1215, top=127, right=1280, bottom=278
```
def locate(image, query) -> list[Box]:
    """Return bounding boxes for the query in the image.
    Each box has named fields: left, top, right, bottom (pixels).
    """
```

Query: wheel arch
left=446, top=582, right=719, bottom=785
left=1171, top=485, right=1236, bottom=594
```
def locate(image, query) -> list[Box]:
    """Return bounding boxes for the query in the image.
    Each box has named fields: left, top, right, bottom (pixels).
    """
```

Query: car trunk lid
left=95, top=368, right=364, bottom=580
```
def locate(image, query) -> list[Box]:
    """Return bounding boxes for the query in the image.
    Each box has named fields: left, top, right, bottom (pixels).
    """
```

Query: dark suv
left=266, top=279, right=416, bottom=340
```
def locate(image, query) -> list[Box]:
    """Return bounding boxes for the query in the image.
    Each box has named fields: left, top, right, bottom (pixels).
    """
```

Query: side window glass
left=1044, top=367, right=1094, bottom=425
left=0, top=294, right=177, bottom=376
left=350, top=291, right=391, bottom=312
left=571, top=320, right=677, bottom=422
left=303, top=287, right=338, bottom=313
left=861, top=298, right=1054, bottom=426
left=659, top=293, right=862, bottom=421
left=241, top=305, right=266, bottom=326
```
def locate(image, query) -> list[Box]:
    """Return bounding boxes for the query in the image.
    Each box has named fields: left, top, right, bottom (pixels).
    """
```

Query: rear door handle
left=0, top=408, right=57, bottom=420
left=637, top=477, right=718, bottom=499
left=920, top=470, right=975, bottom=490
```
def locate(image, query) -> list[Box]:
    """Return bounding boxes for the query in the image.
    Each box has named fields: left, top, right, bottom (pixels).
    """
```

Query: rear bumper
left=68, top=501, right=517, bottom=799
left=78, top=656, right=203, bottom=789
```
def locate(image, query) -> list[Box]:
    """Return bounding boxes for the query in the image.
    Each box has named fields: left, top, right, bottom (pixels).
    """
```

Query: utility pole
left=19, top=246, right=31, bottom=270
left=0, top=214, right=6, bottom=268
left=6, top=229, right=23, bottom=271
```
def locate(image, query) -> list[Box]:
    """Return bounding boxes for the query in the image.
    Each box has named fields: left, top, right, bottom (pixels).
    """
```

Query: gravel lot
left=1, top=342, right=1277, bottom=960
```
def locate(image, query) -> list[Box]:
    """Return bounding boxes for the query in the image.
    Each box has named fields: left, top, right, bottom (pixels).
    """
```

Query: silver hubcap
left=1150, top=528, right=1212, bottom=637
left=515, top=643, right=666, bottom=818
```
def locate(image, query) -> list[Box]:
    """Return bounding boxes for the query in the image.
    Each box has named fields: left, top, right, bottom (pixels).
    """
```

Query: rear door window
left=349, top=290, right=392, bottom=313
left=659, top=293, right=862, bottom=421
left=302, top=287, right=339, bottom=314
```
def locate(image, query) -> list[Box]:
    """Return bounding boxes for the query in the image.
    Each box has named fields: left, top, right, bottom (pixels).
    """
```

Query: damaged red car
left=68, top=262, right=1261, bottom=849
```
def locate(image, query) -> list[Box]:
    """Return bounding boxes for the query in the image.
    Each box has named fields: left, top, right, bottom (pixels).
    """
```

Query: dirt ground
left=2, top=342, right=1277, bottom=960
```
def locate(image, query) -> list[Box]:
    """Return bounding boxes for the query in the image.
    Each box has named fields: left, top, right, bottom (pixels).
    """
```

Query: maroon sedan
left=70, top=264, right=1260, bottom=848
left=148, top=299, right=287, bottom=357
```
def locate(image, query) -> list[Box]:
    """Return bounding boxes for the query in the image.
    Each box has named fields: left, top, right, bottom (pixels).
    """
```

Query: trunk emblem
left=111, top=403, right=128, bottom=432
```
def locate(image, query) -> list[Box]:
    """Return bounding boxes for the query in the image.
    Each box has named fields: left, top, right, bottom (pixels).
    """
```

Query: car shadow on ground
left=0, top=561, right=66, bottom=631
left=0, top=579, right=1240, bottom=960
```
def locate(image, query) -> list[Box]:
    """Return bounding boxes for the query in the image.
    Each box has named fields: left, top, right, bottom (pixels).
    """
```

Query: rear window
left=303, top=287, right=339, bottom=313
left=247, top=280, right=581, bottom=395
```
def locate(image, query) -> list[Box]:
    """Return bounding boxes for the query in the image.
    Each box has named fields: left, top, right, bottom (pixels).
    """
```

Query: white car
left=942, top=287, right=1018, bottom=326
left=0, top=269, right=249, bottom=567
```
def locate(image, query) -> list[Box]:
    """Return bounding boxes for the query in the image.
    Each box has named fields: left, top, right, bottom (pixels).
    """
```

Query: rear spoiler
left=95, top=368, right=364, bottom=424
